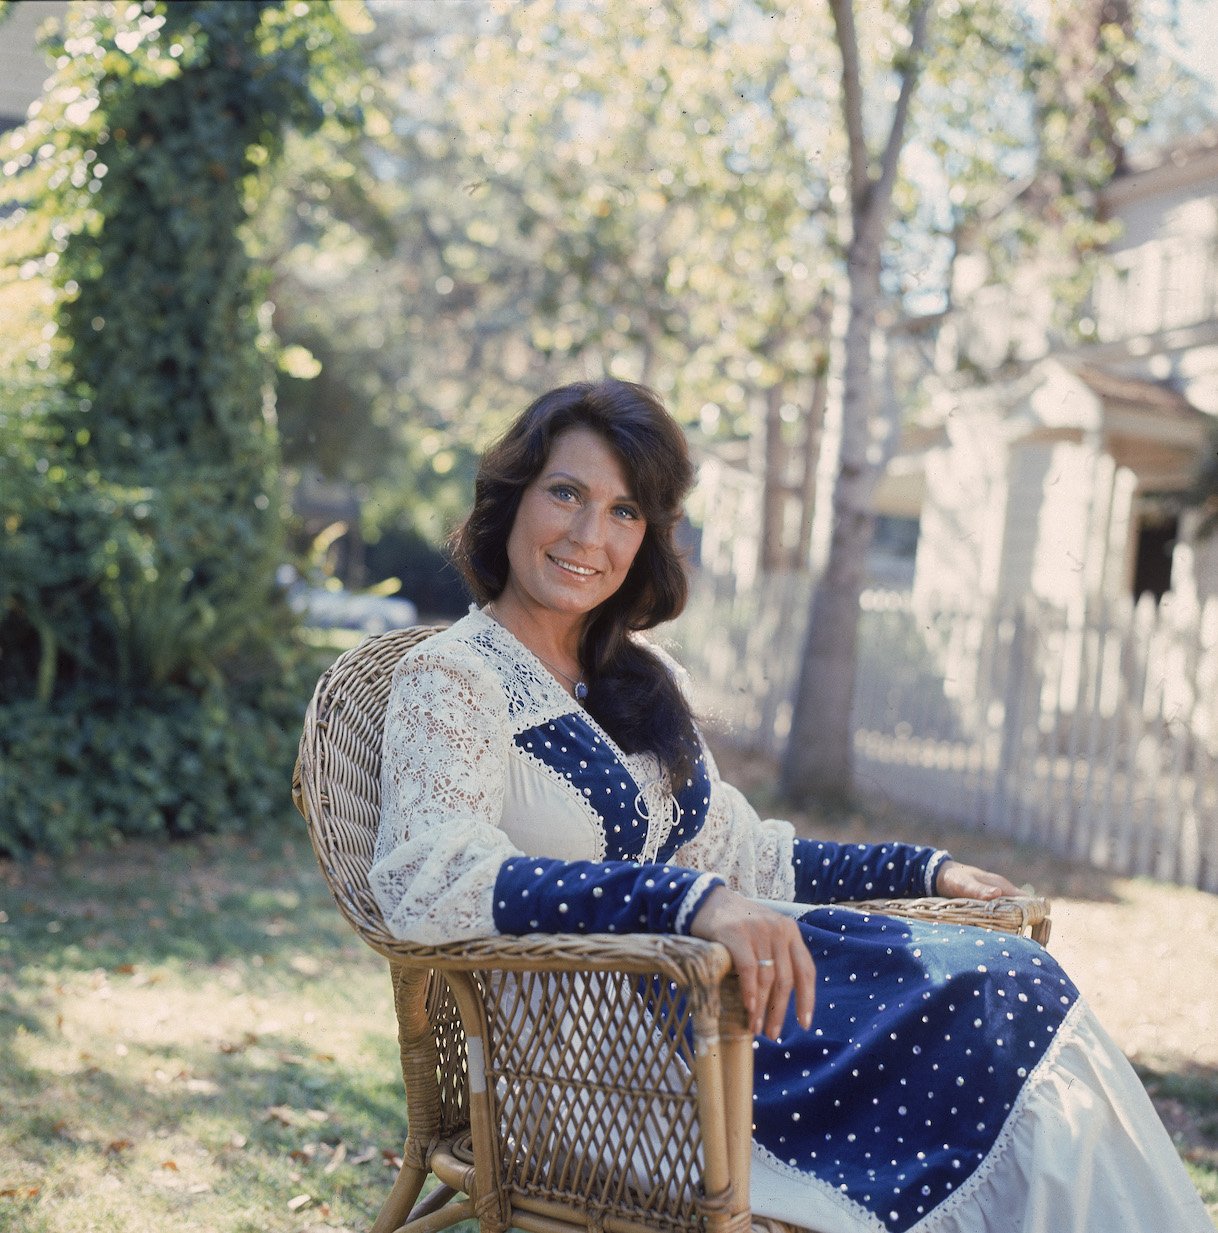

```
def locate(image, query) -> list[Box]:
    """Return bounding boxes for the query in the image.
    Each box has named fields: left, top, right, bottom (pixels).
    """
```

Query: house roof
left=1102, top=125, right=1218, bottom=209
left=1071, top=364, right=1207, bottom=423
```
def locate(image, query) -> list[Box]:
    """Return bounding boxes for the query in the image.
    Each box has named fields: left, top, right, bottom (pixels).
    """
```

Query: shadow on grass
left=0, top=1006, right=410, bottom=1226
left=0, top=816, right=423, bottom=1216
left=1134, top=1057, right=1218, bottom=1211
left=1135, top=1058, right=1218, bottom=1132
left=0, top=819, right=365, bottom=981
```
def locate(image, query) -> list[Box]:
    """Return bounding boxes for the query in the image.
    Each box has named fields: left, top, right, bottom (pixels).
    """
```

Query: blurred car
left=280, top=568, right=418, bottom=634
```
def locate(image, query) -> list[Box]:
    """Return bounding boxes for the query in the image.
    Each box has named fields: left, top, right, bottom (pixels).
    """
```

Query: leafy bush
left=0, top=2, right=364, bottom=854
left=0, top=680, right=306, bottom=855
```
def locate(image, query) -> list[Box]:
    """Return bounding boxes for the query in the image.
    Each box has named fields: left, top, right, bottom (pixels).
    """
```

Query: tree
left=781, top=0, right=1147, bottom=801
left=0, top=0, right=363, bottom=851
left=780, top=0, right=933, bottom=800
left=327, top=0, right=845, bottom=572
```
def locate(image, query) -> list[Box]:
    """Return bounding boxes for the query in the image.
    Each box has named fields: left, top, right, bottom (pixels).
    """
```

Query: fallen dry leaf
left=0, top=1186, right=40, bottom=1199
left=160, top=1160, right=178, bottom=1172
left=287, top=1193, right=312, bottom=1211
left=323, top=1142, right=347, bottom=1175
left=104, top=1139, right=133, bottom=1155
left=220, top=1032, right=259, bottom=1055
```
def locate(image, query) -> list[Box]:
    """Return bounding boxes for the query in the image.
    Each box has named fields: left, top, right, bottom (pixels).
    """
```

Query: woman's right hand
left=690, top=886, right=817, bottom=1039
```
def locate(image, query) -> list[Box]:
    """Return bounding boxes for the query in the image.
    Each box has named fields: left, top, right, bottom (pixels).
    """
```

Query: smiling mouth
left=549, top=555, right=597, bottom=577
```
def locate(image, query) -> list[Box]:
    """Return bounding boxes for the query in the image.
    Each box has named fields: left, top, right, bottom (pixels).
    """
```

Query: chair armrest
left=383, top=930, right=751, bottom=1231
left=363, top=928, right=736, bottom=989
left=845, top=894, right=1052, bottom=943
left=359, top=893, right=1049, bottom=987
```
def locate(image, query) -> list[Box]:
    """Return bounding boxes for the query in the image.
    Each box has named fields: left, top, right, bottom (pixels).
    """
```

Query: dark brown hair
left=450, top=379, right=699, bottom=781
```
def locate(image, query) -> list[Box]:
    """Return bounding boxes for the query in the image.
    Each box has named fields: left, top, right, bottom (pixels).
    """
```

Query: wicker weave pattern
left=425, top=974, right=472, bottom=1139
left=483, top=966, right=704, bottom=1226
left=293, top=625, right=1052, bottom=1233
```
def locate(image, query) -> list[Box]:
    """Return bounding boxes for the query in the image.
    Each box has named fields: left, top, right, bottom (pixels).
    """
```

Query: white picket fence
left=668, top=572, right=1218, bottom=892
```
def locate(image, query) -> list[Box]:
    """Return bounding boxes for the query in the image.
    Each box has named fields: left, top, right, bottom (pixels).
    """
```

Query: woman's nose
left=569, top=505, right=606, bottom=547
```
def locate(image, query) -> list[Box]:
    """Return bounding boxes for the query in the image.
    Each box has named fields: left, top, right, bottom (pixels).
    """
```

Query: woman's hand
left=935, top=859, right=1021, bottom=900
left=690, top=886, right=816, bottom=1039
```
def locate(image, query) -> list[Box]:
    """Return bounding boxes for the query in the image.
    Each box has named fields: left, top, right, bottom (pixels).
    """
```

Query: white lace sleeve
left=370, top=643, right=519, bottom=942
left=671, top=742, right=797, bottom=902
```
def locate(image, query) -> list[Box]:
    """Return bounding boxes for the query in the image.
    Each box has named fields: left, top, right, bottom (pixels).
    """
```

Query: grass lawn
left=0, top=826, right=406, bottom=1233
left=3, top=777, right=1217, bottom=1231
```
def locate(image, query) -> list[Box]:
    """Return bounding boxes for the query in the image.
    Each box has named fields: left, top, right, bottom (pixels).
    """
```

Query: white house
left=690, top=130, right=1218, bottom=609
left=912, top=359, right=1210, bottom=615
left=901, top=128, right=1218, bottom=615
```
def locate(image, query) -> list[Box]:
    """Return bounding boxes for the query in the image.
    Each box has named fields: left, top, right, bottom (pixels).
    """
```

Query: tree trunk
left=795, top=372, right=827, bottom=568
left=760, top=384, right=789, bottom=572
left=782, top=239, right=883, bottom=799
left=780, top=0, right=931, bottom=802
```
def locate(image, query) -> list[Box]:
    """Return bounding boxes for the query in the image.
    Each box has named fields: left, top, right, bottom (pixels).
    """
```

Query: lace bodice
left=370, top=609, right=942, bottom=942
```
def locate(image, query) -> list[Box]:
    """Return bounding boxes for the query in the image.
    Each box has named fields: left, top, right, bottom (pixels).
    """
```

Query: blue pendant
left=574, top=681, right=588, bottom=703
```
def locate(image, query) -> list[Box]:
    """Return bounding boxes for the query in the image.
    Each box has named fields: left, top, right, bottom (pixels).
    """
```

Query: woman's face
left=501, top=426, right=648, bottom=624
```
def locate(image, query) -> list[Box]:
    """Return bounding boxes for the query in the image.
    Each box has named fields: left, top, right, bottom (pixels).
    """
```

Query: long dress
left=370, top=608, right=1212, bottom=1233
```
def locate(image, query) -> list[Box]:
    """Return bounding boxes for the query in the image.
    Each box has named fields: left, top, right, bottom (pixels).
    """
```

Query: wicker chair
left=292, top=625, right=1052, bottom=1233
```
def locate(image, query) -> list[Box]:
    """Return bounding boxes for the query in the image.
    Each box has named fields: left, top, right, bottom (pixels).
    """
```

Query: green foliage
left=0, top=678, right=304, bottom=854
left=266, top=0, right=1197, bottom=548
left=0, top=0, right=365, bottom=853
left=233, top=0, right=1217, bottom=614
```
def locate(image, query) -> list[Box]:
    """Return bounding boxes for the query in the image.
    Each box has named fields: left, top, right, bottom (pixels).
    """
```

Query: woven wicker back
left=294, top=625, right=442, bottom=938
left=294, top=625, right=473, bottom=1138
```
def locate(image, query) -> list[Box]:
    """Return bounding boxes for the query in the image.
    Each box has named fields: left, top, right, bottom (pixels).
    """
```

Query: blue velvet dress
left=371, top=610, right=1211, bottom=1233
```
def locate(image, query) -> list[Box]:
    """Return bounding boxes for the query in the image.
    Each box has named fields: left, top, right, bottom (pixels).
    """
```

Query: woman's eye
left=550, top=484, right=578, bottom=502
left=614, top=504, right=642, bottom=521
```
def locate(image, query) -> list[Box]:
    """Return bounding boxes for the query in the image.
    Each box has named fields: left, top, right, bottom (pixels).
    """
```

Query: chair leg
left=371, top=1159, right=430, bottom=1233
left=407, top=1183, right=459, bottom=1221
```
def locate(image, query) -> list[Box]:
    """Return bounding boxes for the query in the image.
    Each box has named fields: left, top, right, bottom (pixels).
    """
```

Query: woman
left=371, top=379, right=1210, bottom=1233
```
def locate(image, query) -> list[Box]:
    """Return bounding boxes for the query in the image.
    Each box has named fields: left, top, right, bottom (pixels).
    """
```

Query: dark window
left=872, top=515, right=920, bottom=559
left=1132, top=515, right=1177, bottom=601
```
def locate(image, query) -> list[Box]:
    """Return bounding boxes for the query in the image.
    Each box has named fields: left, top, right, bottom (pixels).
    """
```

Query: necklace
left=533, top=653, right=590, bottom=703
left=484, top=604, right=589, bottom=702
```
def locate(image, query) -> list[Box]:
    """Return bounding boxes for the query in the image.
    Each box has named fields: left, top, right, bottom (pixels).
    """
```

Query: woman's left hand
left=934, top=860, right=1021, bottom=900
